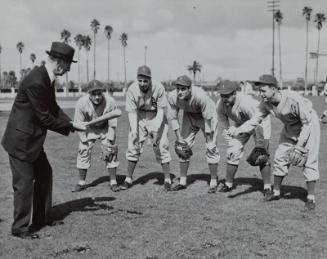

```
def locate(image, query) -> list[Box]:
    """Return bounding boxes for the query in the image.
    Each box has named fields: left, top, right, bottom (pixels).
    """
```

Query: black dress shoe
left=12, top=232, right=40, bottom=239
left=172, top=184, right=187, bottom=191
left=46, top=220, right=64, bottom=227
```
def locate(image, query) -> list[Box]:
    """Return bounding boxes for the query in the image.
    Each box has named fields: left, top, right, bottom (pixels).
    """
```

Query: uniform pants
left=9, top=150, right=52, bottom=234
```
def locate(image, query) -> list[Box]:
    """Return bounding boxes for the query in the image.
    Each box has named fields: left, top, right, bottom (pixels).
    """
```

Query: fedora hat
left=46, top=42, right=77, bottom=63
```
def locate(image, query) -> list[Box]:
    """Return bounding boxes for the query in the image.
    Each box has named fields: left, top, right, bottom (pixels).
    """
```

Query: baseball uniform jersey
left=74, top=93, right=119, bottom=169
left=125, top=80, right=171, bottom=163
left=217, top=92, right=271, bottom=165
left=235, top=90, right=320, bottom=181
left=167, top=86, right=219, bottom=163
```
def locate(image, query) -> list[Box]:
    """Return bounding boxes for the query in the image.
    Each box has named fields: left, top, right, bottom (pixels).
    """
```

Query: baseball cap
left=218, top=80, right=238, bottom=95
left=254, top=74, right=278, bottom=86
left=174, top=75, right=192, bottom=87
left=87, top=80, right=105, bottom=92
left=137, top=65, right=151, bottom=78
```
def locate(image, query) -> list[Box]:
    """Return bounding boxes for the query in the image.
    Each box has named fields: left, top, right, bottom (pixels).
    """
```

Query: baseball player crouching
left=216, top=80, right=273, bottom=200
left=167, top=75, right=220, bottom=193
left=227, top=75, right=320, bottom=210
left=73, top=80, right=120, bottom=192
left=121, top=65, right=172, bottom=191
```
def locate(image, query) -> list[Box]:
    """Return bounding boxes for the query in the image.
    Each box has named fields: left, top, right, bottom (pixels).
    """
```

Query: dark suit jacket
left=1, top=66, right=74, bottom=162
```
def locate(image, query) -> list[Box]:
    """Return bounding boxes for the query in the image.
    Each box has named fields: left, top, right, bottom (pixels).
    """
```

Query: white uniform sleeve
left=74, top=98, right=88, bottom=143
left=156, top=83, right=168, bottom=109
left=166, top=92, right=180, bottom=131
left=296, top=98, right=313, bottom=147
left=236, top=101, right=270, bottom=135
left=125, top=86, right=138, bottom=112
left=105, top=94, right=118, bottom=141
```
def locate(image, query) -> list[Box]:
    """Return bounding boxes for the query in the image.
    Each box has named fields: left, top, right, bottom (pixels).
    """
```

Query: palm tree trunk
left=0, top=54, right=2, bottom=87
left=93, top=33, right=96, bottom=80
left=304, top=20, right=309, bottom=95
left=278, top=23, right=283, bottom=88
left=77, top=49, right=81, bottom=89
left=123, top=46, right=127, bottom=89
left=193, top=72, right=196, bottom=83
left=315, top=30, right=321, bottom=83
left=19, top=54, right=22, bottom=80
left=109, top=40, right=111, bottom=86
left=86, top=51, right=89, bottom=83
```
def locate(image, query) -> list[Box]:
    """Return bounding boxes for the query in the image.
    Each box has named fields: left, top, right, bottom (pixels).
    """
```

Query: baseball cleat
left=304, top=199, right=316, bottom=211
left=120, top=181, right=133, bottom=190
left=164, top=182, right=172, bottom=191
left=72, top=184, right=87, bottom=192
left=263, top=188, right=274, bottom=201
left=208, top=185, right=218, bottom=194
left=171, top=184, right=187, bottom=191
left=264, top=193, right=281, bottom=202
left=218, top=184, right=234, bottom=193
left=109, top=183, right=120, bottom=192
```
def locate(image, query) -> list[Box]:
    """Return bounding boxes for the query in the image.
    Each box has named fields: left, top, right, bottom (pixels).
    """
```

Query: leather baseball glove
left=246, top=146, right=270, bottom=166
left=175, top=140, right=193, bottom=160
left=100, top=142, right=118, bottom=163
left=287, top=145, right=308, bottom=167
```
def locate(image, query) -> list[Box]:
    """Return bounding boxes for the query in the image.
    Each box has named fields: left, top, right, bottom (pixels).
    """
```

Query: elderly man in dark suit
left=1, top=42, right=86, bottom=239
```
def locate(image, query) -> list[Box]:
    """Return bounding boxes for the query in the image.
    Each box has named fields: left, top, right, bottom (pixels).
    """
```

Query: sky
left=1, top=0, right=327, bottom=83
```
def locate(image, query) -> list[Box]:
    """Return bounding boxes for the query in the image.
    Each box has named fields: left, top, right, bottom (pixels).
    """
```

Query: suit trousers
left=9, top=150, right=52, bottom=234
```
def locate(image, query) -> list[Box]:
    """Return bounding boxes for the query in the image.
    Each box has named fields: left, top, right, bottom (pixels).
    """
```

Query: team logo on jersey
left=139, top=96, right=157, bottom=112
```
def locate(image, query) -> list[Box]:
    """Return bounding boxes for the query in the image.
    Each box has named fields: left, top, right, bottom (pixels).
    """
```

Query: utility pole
left=144, top=45, right=148, bottom=65
left=267, top=0, right=280, bottom=76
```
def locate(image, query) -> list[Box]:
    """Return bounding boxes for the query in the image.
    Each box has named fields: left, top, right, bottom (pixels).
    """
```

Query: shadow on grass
left=86, top=175, right=126, bottom=188
left=51, top=196, right=116, bottom=221
left=134, top=172, right=175, bottom=186
left=227, top=177, right=307, bottom=202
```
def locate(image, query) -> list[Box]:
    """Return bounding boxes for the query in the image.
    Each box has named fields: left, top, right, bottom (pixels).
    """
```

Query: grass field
left=0, top=96, right=327, bottom=258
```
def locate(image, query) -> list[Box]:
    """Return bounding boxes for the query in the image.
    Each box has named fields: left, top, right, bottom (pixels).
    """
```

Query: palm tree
left=74, top=34, right=84, bottom=89
left=82, top=35, right=92, bottom=83
left=104, top=25, right=113, bottom=85
left=187, top=60, right=202, bottom=82
left=30, top=53, right=36, bottom=67
left=90, top=19, right=100, bottom=80
left=274, top=10, right=283, bottom=88
left=120, top=33, right=128, bottom=89
left=60, top=29, right=72, bottom=85
left=60, top=29, right=71, bottom=43
left=16, top=42, right=24, bottom=80
left=303, top=6, right=313, bottom=94
left=314, top=13, right=326, bottom=83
